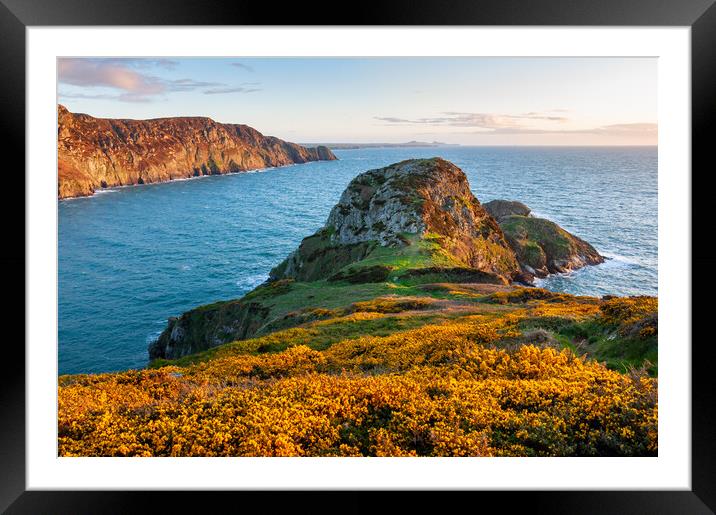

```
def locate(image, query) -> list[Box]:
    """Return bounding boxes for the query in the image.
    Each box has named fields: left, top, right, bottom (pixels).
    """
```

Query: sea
left=58, top=146, right=657, bottom=374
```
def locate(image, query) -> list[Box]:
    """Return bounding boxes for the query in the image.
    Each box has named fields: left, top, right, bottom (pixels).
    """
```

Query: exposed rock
left=485, top=199, right=605, bottom=279
left=57, top=104, right=337, bottom=199
left=483, top=199, right=531, bottom=222
left=149, top=299, right=271, bottom=360
left=149, top=279, right=295, bottom=360
left=270, top=158, right=520, bottom=283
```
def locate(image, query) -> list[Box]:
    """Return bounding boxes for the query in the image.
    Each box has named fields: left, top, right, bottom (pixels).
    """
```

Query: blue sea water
left=58, top=146, right=657, bottom=375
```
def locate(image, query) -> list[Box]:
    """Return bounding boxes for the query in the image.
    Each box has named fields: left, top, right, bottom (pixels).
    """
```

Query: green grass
left=254, top=280, right=431, bottom=321
left=501, top=215, right=572, bottom=263
left=324, top=233, right=467, bottom=286
left=518, top=316, right=658, bottom=375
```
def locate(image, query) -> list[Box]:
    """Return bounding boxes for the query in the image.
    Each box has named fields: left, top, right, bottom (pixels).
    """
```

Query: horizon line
left=302, top=143, right=658, bottom=147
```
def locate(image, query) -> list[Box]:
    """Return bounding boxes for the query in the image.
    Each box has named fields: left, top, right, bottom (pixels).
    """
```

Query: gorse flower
left=58, top=295, right=657, bottom=457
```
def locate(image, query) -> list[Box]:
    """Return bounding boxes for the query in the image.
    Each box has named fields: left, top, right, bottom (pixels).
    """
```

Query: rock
left=513, top=270, right=536, bottom=285
left=483, top=200, right=531, bottom=222
left=270, top=158, right=520, bottom=283
left=57, top=104, right=337, bottom=199
left=149, top=299, right=272, bottom=361
left=149, top=278, right=295, bottom=361
left=486, top=199, right=605, bottom=278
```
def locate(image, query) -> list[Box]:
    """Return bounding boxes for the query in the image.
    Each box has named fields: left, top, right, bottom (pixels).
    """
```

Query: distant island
left=304, top=141, right=461, bottom=150
left=57, top=105, right=337, bottom=199
left=58, top=158, right=657, bottom=457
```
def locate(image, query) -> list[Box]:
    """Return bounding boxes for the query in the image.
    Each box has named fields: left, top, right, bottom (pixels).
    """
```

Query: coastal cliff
left=151, top=158, right=605, bottom=361
left=57, top=105, right=337, bottom=198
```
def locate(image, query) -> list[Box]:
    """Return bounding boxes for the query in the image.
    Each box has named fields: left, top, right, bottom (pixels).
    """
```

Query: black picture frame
left=2, top=0, right=712, bottom=512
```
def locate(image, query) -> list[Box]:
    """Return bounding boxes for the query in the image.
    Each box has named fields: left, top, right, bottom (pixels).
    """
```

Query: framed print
left=2, top=0, right=714, bottom=512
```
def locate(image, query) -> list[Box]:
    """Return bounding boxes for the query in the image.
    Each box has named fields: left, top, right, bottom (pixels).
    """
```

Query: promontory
left=150, top=158, right=606, bottom=360
left=57, top=105, right=337, bottom=199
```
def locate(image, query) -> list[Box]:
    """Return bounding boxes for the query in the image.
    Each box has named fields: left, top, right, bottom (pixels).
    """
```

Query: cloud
left=58, top=58, right=258, bottom=102
left=484, top=123, right=657, bottom=136
left=168, top=78, right=224, bottom=91
left=231, top=62, right=254, bottom=72
left=58, top=59, right=166, bottom=98
left=203, top=86, right=262, bottom=95
left=58, top=91, right=155, bottom=103
left=518, top=112, right=569, bottom=121
left=87, top=58, right=179, bottom=70
left=591, top=123, right=657, bottom=135
left=374, top=111, right=655, bottom=139
left=374, top=111, right=568, bottom=130
left=126, top=58, right=178, bottom=70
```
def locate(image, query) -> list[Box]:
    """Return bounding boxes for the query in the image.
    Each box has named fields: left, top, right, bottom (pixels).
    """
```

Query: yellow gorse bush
left=600, top=296, right=658, bottom=326
left=58, top=306, right=657, bottom=457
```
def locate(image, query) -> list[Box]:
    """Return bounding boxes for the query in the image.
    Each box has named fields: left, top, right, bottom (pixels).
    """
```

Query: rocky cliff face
left=57, top=105, right=337, bottom=198
left=148, top=297, right=272, bottom=361
left=270, top=158, right=521, bottom=283
left=484, top=199, right=605, bottom=279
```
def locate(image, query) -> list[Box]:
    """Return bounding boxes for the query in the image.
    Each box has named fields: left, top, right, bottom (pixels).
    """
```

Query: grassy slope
left=153, top=233, right=510, bottom=359
left=60, top=278, right=658, bottom=457
left=154, top=231, right=652, bottom=373
left=155, top=285, right=657, bottom=374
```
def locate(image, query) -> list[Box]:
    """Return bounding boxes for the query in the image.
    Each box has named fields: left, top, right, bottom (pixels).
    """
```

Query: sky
left=58, top=57, right=657, bottom=146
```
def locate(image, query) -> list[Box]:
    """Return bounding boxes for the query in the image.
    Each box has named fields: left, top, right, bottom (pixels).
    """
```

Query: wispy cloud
left=487, top=123, right=657, bottom=136
left=59, top=59, right=165, bottom=99
left=374, top=111, right=569, bottom=130
left=230, top=62, right=254, bottom=72
left=203, top=85, right=262, bottom=95
left=57, top=91, right=156, bottom=103
left=374, top=110, right=655, bottom=139
left=87, top=58, right=180, bottom=70
left=58, top=58, right=260, bottom=102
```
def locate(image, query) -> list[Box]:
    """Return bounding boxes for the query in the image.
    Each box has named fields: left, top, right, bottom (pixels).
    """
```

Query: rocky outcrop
left=483, top=200, right=531, bottom=222
left=148, top=300, right=270, bottom=360
left=150, top=160, right=606, bottom=362
left=57, top=105, right=337, bottom=199
left=148, top=279, right=297, bottom=360
left=270, top=158, right=520, bottom=283
left=484, top=199, right=605, bottom=279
